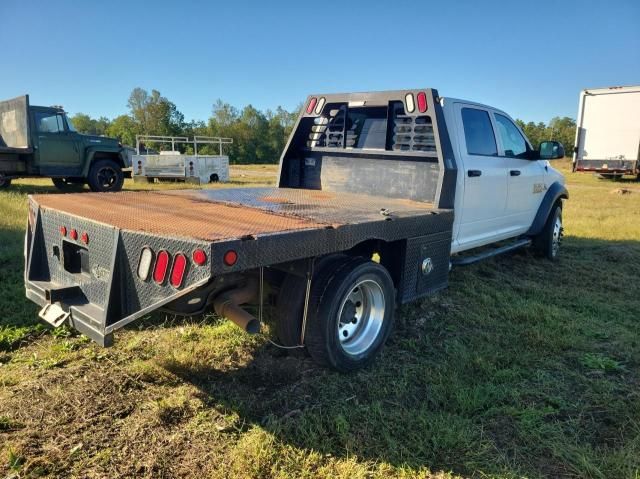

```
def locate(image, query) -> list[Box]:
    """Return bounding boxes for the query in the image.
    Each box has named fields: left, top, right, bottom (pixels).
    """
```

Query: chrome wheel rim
left=552, top=215, right=563, bottom=257
left=97, top=167, right=117, bottom=189
left=337, top=279, right=385, bottom=356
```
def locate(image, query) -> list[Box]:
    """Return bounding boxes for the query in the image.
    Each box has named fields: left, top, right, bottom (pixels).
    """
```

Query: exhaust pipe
left=213, top=278, right=261, bottom=334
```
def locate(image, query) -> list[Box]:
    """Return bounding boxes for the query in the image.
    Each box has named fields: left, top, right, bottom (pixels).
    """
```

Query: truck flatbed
left=32, top=187, right=439, bottom=242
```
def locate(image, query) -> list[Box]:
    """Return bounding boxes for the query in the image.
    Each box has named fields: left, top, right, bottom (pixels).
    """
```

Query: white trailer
left=573, top=85, right=640, bottom=179
left=133, top=135, right=232, bottom=184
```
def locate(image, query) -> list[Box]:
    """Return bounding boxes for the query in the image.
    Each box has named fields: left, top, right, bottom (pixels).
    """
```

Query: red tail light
left=223, top=250, right=238, bottom=266
left=153, top=250, right=170, bottom=284
left=417, top=92, right=428, bottom=113
left=192, top=249, right=207, bottom=266
left=170, top=254, right=188, bottom=288
left=306, top=97, right=317, bottom=114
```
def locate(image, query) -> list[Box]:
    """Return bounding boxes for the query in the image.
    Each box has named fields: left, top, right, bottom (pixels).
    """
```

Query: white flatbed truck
left=25, top=88, right=568, bottom=372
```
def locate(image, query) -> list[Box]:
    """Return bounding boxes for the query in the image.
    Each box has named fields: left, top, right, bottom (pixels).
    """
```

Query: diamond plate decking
left=31, top=188, right=436, bottom=242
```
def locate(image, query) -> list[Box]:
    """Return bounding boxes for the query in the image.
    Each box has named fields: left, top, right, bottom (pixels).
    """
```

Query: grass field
left=1, top=162, right=639, bottom=478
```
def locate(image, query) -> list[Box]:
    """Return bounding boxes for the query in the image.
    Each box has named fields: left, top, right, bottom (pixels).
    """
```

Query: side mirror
left=538, top=141, right=565, bottom=160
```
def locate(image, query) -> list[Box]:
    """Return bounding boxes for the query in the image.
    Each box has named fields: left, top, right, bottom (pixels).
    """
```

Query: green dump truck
left=0, top=95, right=130, bottom=191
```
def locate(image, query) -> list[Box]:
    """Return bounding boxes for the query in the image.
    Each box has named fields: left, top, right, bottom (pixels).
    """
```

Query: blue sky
left=1, top=0, right=638, bottom=123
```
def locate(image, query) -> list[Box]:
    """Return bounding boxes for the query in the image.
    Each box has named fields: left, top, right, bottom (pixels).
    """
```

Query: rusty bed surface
left=31, top=188, right=436, bottom=242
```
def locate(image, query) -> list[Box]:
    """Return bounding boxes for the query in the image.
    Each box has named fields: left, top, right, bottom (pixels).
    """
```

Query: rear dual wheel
left=277, top=256, right=395, bottom=371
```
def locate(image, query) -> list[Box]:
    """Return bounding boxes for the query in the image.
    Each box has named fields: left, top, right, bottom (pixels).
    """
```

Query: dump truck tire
left=87, top=160, right=124, bottom=192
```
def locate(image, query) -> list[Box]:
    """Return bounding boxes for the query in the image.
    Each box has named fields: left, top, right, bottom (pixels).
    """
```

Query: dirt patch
left=610, top=188, right=634, bottom=195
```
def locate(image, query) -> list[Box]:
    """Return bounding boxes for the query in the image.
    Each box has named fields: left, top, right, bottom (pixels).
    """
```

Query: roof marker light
left=138, top=247, right=155, bottom=281
left=81, top=232, right=89, bottom=245
left=153, top=250, right=170, bottom=284
left=60, top=226, right=67, bottom=237
left=70, top=229, right=78, bottom=241
left=306, top=97, right=317, bottom=114
left=170, top=254, right=188, bottom=288
left=314, top=97, right=326, bottom=114
left=405, top=93, right=415, bottom=113
left=417, top=92, right=428, bottom=113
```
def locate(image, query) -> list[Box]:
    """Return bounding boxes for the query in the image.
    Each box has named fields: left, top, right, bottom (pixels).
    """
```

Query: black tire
left=533, top=203, right=563, bottom=260
left=210, top=173, right=220, bottom=183
left=275, top=254, right=349, bottom=348
left=305, top=257, right=395, bottom=372
left=0, top=177, right=11, bottom=189
left=87, top=160, right=124, bottom=192
left=52, top=177, right=84, bottom=191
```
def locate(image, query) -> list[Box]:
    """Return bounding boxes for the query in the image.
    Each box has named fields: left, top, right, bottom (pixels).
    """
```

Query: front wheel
left=533, top=204, right=563, bottom=260
left=0, top=176, right=11, bottom=189
left=87, top=160, right=124, bottom=192
left=305, top=257, right=395, bottom=372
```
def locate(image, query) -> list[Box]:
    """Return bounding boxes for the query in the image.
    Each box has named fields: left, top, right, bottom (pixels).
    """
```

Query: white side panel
left=578, top=88, right=640, bottom=161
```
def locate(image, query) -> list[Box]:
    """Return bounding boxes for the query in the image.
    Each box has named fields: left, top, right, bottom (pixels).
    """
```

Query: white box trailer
left=133, top=135, right=231, bottom=184
left=573, top=85, right=640, bottom=179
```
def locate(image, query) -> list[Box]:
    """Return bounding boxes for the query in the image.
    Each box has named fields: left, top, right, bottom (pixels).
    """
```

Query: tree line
left=515, top=117, right=576, bottom=155
left=71, top=88, right=576, bottom=163
left=71, top=88, right=299, bottom=164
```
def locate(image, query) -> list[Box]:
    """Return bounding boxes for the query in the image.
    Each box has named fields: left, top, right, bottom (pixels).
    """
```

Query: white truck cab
left=441, top=97, right=565, bottom=254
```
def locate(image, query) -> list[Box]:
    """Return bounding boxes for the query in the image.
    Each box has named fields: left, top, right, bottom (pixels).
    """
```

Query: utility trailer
left=133, top=135, right=232, bottom=184
left=25, top=88, right=567, bottom=371
left=573, top=85, right=640, bottom=179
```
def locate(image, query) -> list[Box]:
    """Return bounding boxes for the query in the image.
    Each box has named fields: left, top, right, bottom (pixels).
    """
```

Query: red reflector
left=153, top=250, right=170, bottom=284
left=170, top=254, right=188, bottom=288
left=81, top=232, right=89, bottom=245
left=192, top=249, right=207, bottom=266
left=306, top=97, right=317, bottom=114
left=417, top=92, right=428, bottom=112
left=60, top=226, right=67, bottom=237
left=70, top=229, right=78, bottom=240
left=223, top=250, right=238, bottom=266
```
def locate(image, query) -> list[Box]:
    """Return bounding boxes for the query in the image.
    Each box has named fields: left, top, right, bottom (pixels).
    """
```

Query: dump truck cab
left=0, top=95, right=130, bottom=191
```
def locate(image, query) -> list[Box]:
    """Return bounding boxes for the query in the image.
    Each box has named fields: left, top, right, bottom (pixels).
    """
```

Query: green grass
left=0, top=163, right=639, bottom=478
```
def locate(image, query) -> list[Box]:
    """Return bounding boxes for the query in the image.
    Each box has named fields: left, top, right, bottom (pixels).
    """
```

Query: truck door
left=493, top=112, right=545, bottom=232
left=454, top=104, right=509, bottom=248
left=34, top=110, right=82, bottom=175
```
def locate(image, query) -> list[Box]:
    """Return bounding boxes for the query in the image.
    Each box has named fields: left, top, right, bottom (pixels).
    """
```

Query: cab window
left=461, top=108, right=497, bottom=156
left=35, top=112, right=66, bottom=134
left=494, top=113, right=528, bottom=158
